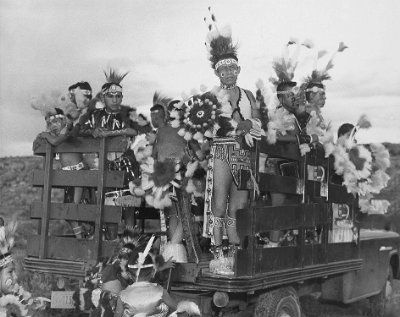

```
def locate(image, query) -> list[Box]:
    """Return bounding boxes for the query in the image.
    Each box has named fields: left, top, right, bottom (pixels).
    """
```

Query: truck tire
left=369, top=266, right=393, bottom=317
left=254, top=287, right=301, bottom=317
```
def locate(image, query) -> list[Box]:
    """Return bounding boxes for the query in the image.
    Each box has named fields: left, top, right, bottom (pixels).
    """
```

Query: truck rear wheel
left=369, top=266, right=393, bottom=317
left=254, top=287, right=301, bottom=317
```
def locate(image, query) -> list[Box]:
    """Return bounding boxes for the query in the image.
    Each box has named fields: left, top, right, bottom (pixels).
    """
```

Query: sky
left=1, top=0, right=400, bottom=157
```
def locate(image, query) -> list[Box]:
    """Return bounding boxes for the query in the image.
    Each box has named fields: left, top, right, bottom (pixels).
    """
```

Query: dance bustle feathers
left=178, top=92, right=231, bottom=142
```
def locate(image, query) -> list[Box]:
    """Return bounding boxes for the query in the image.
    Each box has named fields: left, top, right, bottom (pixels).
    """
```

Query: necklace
left=220, top=83, right=236, bottom=90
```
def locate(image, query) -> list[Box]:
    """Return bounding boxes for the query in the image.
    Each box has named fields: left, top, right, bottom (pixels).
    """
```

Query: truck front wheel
left=254, top=287, right=301, bottom=317
left=369, top=266, right=393, bottom=317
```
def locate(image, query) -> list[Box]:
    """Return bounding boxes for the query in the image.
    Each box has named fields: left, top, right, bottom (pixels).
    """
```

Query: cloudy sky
left=1, top=0, right=399, bottom=157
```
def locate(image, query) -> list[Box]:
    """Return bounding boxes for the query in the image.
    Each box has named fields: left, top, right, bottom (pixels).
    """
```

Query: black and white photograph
left=1, top=1, right=400, bottom=316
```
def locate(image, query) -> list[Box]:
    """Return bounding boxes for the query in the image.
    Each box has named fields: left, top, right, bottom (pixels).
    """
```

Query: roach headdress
left=204, top=7, right=239, bottom=70
left=101, top=68, right=128, bottom=95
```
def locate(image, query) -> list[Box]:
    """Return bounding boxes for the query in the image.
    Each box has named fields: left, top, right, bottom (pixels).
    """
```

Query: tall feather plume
left=305, top=42, right=347, bottom=86
left=356, top=114, right=372, bottom=129
left=205, top=7, right=238, bottom=69
left=272, top=57, right=294, bottom=84
left=104, top=68, right=128, bottom=85
left=319, top=42, right=348, bottom=81
left=207, top=29, right=238, bottom=68
left=152, top=91, right=173, bottom=108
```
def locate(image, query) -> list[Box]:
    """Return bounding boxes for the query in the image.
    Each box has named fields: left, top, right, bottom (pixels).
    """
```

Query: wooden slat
left=24, top=257, right=86, bottom=278
left=237, top=208, right=253, bottom=238
left=253, top=205, right=303, bottom=231
left=255, top=247, right=300, bottom=273
left=305, top=180, right=329, bottom=198
left=259, top=174, right=299, bottom=194
left=32, top=170, right=125, bottom=188
left=238, top=204, right=329, bottom=236
left=303, top=203, right=330, bottom=227
left=130, top=207, right=160, bottom=219
left=328, top=184, right=355, bottom=204
left=235, top=249, right=253, bottom=277
left=257, top=138, right=301, bottom=161
left=33, top=136, right=129, bottom=154
left=303, top=244, right=326, bottom=267
left=327, top=243, right=359, bottom=263
left=93, top=138, right=106, bottom=261
left=39, top=143, right=53, bottom=259
left=306, top=145, right=328, bottom=166
left=30, top=202, right=122, bottom=223
left=27, top=236, right=119, bottom=261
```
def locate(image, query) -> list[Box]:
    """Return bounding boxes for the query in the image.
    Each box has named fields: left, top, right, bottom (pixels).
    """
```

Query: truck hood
left=360, top=229, right=400, bottom=241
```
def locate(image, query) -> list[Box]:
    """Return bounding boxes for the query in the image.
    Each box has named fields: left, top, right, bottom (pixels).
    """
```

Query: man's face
left=103, top=92, right=123, bottom=112
left=310, top=90, right=326, bottom=108
left=215, top=64, right=241, bottom=86
left=46, top=117, right=66, bottom=135
left=0, top=262, right=17, bottom=295
left=150, top=110, right=165, bottom=129
left=279, top=90, right=297, bottom=113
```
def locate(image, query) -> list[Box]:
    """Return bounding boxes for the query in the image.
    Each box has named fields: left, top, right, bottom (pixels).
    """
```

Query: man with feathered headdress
left=81, top=69, right=137, bottom=139
left=148, top=92, right=206, bottom=263
left=304, top=42, right=348, bottom=116
left=263, top=41, right=322, bottom=206
left=79, top=69, right=140, bottom=240
left=202, top=9, right=262, bottom=275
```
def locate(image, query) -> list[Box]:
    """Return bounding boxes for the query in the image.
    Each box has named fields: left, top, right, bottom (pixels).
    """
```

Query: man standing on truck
left=150, top=95, right=203, bottom=263
left=265, top=53, right=319, bottom=206
left=202, top=17, right=262, bottom=275
left=80, top=69, right=138, bottom=240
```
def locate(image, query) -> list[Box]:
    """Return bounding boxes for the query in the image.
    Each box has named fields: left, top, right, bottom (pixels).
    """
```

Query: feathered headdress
left=101, top=68, right=128, bottom=95
left=204, top=7, right=238, bottom=70
left=0, top=218, right=17, bottom=269
left=126, top=235, right=156, bottom=282
left=30, top=91, right=74, bottom=118
left=270, top=39, right=303, bottom=88
left=152, top=91, right=173, bottom=118
left=305, top=42, right=348, bottom=90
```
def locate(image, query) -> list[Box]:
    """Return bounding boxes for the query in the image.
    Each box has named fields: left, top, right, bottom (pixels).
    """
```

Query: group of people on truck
left=24, top=12, right=391, bottom=316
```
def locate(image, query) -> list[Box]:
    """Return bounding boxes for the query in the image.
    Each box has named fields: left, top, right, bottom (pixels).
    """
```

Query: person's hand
left=236, top=119, right=252, bottom=135
left=161, top=257, right=176, bottom=270
left=33, top=136, right=45, bottom=152
left=38, top=132, right=51, bottom=141
left=124, top=127, right=137, bottom=136
left=92, top=127, right=109, bottom=138
left=120, top=271, right=130, bottom=280
left=244, top=133, right=254, bottom=147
